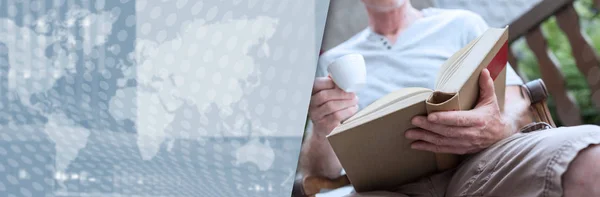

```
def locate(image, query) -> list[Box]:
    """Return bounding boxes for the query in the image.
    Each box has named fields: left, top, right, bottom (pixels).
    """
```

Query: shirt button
left=387, top=46, right=391, bottom=50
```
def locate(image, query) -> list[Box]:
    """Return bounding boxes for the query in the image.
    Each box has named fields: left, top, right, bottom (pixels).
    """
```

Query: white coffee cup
left=327, top=53, right=367, bottom=93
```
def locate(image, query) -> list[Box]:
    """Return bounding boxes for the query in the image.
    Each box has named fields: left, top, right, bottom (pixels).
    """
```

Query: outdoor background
left=515, top=0, right=600, bottom=125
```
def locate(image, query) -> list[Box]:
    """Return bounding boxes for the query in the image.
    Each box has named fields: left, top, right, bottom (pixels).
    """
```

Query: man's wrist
left=503, top=85, right=533, bottom=134
left=507, top=119, right=520, bottom=135
left=500, top=112, right=519, bottom=134
left=311, top=129, right=330, bottom=141
left=311, top=123, right=337, bottom=139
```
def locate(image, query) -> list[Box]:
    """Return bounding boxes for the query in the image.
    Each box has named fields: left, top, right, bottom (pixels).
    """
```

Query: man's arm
left=503, top=85, right=533, bottom=134
left=299, top=123, right=343, bottom=179
left=298, top=78, right=358, bottom=178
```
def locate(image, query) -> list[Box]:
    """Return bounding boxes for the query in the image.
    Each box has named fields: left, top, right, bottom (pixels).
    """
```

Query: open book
left=326, top=27, right=509, bottom=192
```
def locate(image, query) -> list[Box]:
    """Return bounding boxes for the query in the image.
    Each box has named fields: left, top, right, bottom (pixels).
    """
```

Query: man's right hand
left=309, top=77, right=359, bottom=138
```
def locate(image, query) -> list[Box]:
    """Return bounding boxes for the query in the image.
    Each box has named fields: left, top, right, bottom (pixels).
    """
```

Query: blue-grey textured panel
left=0, top=0, right=329, bottom=196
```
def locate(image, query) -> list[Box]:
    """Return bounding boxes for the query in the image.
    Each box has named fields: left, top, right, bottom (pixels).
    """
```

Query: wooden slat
left=509, top=0, right=575, bottom=43
left=555, top=4, right=600, bottom=110
left=525, top=26, right=583, bottom=126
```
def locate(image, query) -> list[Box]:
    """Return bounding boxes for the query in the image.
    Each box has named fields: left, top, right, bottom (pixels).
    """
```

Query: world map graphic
left=0, top=0, right=326, bottom=196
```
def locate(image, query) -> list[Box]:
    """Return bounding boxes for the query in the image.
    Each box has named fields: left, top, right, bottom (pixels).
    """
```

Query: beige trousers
left=346, top=124, right=600, bottom=197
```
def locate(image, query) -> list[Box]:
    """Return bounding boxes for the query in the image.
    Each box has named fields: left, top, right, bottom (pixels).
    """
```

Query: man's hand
left=309, top=77, right=359, bottom=138
left=300, top=77, right=358, bottom=178
left=405, top=69, right=513, bottom=154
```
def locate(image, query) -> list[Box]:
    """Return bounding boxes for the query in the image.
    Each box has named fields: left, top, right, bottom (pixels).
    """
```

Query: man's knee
left=563, top=144, right=600, bottom=196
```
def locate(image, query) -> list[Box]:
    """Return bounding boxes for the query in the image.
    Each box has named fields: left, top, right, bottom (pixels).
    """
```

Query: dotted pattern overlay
left=0, top=0, right=327, bottom=196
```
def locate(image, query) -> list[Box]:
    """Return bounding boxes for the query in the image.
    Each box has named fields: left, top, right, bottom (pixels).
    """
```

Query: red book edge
left=487, top=41, right=508, bottom=81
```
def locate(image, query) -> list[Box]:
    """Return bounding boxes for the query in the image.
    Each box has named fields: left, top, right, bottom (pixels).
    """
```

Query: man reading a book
left=299, top=0, right=600, bottom=196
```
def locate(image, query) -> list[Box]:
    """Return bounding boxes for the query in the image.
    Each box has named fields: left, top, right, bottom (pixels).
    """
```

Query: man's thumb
left=478, top=68, right=496, bottom=103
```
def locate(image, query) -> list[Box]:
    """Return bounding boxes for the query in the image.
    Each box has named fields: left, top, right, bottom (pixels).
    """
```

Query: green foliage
left=515, top=0, right=600, bottom=125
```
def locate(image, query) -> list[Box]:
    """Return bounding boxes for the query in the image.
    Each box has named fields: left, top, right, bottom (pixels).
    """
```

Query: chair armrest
left=293, top=174, right=350, bottom=197
left=522, top=79, right=556, bottom=127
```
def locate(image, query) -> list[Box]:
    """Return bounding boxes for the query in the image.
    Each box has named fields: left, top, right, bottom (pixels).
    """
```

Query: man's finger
left=310, top=89, right=355, bottom=107
left=410, top=141, right=469, bottom=154
left=312, top=77, right=336, bottom=94
left=405, top=129, right=468, bottom=146
left=412, top=116, right=470, bottom=137
left=311, top=98, right=358, bottom=120
left=322, top=104, right=359, bottom=123
left=426, top=110, right=485, bottom=127
left=477, top=68, right=497, bottom=105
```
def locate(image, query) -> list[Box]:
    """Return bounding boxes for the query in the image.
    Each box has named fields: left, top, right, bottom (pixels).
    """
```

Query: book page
left=429, top=27, right=508, bottom=114
left=438, top=27, right=506, bottom=93
left=435, top=36, right=481, bottom=89
left=343, top=88, right=432, bottom=125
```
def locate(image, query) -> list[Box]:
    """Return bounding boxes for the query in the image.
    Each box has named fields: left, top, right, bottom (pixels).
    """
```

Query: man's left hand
left=405, top=69, right=513, bottom=154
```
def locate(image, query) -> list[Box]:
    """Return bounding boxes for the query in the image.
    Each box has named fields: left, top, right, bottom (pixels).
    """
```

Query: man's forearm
left=502, top=85, right=532, bottom=134
left=298, top=124, right=343, bottom=179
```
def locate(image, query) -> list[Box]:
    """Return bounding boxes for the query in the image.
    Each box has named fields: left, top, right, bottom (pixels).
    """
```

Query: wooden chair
left=292, top=79, right=556, bottom=197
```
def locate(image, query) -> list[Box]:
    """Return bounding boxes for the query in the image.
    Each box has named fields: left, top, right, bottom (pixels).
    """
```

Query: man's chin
left=363, top=0, right=406, bottom=13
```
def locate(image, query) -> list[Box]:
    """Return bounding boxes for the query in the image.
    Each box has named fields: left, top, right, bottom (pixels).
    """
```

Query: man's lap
left=345, top=125, right=600, bottom=197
